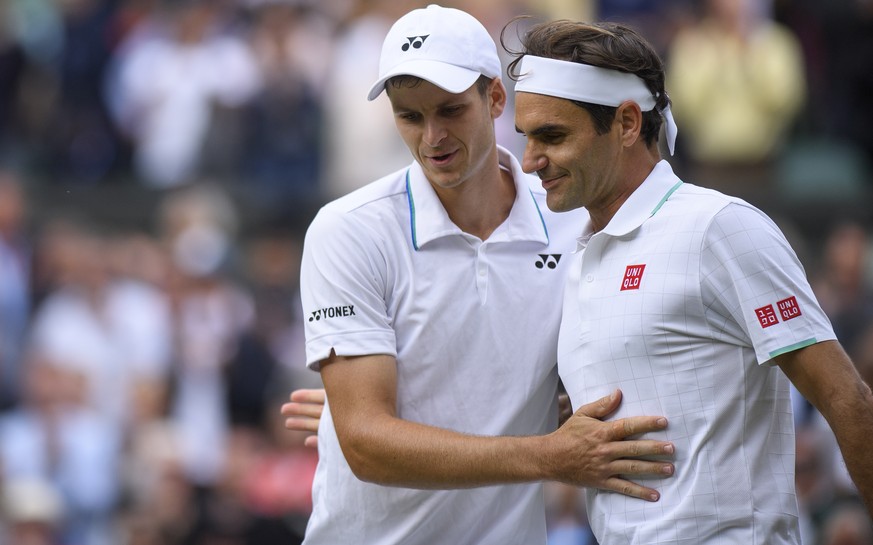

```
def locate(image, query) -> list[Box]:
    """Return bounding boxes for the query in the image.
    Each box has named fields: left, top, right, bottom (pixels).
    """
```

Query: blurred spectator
left=820, top=500, right=873, bottom=545
left=228, top=228, right=313, bottom=431
left=238, top=397, right=317, bottom=544
left=596, top=0, right=694, bottom=57
left=0, top=348, right=122, bottom=545
left=26, top=219, right=173, bottom=428
left=319, top=0, right=415, bottom=198
left=0, top=0, right=63, bottom=167
left=120, top=433, right=199, bottom=544
left=533, top=0, right=594, bottom=21
left=242, top=0, right=333, bottom=207
left=2, top=0, right=63, bottom=67
left=45, top=0, right=125, bottom=183
left=459, top=0, right=534, bottom=159
left=0, top=170, right=31, bottom=411
left=108, top=0, right=261, bottom=187
left=666, top=0, right=806, bottom=197
left=0, top=7, right=27, bottom=161
left=810, top=222, right=873, bottom=357
left=852, top=321, right=873, bottom=395
left=775, top=0, right=873, bottom=164
left=796, top=425, right=842, bottom=544
left=156, top=184, right=253, bottom=488
left=0, top=477, right=64, bottom=545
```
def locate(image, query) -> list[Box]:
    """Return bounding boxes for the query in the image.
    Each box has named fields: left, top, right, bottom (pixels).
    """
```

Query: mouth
left=425, top=150, right=458, bottom=167
left=539, top=173, right=566, bottom=190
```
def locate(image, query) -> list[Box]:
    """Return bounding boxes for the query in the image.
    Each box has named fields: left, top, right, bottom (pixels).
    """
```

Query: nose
left=521, top=142, right=548, bottom=174
left=423, top=119, right=447, bottom=148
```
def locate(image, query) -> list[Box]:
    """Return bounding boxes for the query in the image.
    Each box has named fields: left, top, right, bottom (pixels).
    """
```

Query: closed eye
left=439, top=105, right=466, bottom=117
left=517, top=123, right=567, bottom=145
left=537, top=133, right=565, bottom=145
left=397, top=112, right=422, bottom=123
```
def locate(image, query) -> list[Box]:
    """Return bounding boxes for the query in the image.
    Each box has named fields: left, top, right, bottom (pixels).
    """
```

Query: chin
left=545, top=193, right=572, bottom=213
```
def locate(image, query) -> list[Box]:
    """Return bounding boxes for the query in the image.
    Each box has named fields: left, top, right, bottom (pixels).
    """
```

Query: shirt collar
left=407, top=146, right=550, bottom=250
left=576, top=160, right=682, bottom=250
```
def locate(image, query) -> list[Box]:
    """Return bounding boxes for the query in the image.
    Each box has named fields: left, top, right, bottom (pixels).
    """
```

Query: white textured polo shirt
left=558, top=160, right=835, bottom=544
left=300, top=146, right=587, bottom=545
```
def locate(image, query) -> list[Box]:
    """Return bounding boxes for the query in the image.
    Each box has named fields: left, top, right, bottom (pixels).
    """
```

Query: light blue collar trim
left=405, top=169, right=419, bottom=250
left=528, top=188, right=550, bottom=243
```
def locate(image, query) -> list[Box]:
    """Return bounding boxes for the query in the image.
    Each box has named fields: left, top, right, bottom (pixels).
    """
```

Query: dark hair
left=503, top=19, right=668, bottom=147
left=387, top=75, right=493, bottom=97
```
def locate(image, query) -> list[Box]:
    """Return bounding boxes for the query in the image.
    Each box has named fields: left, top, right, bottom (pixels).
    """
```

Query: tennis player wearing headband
left=510, top=19, right=873, bottom=545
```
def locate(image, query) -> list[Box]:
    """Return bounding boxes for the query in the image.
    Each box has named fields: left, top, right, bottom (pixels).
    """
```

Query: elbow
left=336, top=428, right=395, bottom=485
left=343, top=444, right=380, bottom=483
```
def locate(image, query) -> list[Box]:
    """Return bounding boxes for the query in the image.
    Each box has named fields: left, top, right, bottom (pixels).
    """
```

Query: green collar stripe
left=650, top=180, right=683, bottom=217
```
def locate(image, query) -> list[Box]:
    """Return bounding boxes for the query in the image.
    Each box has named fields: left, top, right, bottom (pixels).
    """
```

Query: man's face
left=515, top=92, right=622, bottom=214
left=387, top=78, right=505, bottom=191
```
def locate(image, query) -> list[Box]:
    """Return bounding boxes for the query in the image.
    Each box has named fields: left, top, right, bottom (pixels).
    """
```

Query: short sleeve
left=300, top=207, right=397, bottom=370
left=699, top=203, right=835, bottom=365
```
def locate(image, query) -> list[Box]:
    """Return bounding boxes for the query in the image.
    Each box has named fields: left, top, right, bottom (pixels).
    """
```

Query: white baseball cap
left=367, top=4, right=501, bottom=101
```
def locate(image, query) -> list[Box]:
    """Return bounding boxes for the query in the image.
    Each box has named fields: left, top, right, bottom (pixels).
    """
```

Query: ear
left=488, top=78, right=508, bottom=119
left=616, top=100, right=643, bottom=149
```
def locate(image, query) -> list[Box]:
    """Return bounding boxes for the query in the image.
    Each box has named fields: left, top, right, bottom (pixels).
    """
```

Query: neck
left=589, top=146, right=659, bottom=232
left=434, top=148, right=516, bottom=241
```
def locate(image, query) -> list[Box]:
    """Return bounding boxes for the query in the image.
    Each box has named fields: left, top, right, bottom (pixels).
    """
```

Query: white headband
left=515, top=55, right=677, bottom=155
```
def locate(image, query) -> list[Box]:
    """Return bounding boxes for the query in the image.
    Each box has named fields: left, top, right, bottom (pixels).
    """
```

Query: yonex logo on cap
left=367, top=5, right=500, bottom=101
left=402, top=35, right=429, bottom=51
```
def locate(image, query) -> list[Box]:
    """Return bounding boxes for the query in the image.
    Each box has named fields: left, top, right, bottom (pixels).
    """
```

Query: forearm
left=340, top=414, right=553, bottom=489
left=779, top=341, right=873, bottom=515
left=819, top=380, right=873, bottom=514
left=323, top=354, right=673, bottom=498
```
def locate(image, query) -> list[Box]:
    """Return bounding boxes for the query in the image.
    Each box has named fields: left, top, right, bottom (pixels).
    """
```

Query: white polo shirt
left=558, top=160, right=835, bottom=545
left=300, top=146, right=587, bottom=545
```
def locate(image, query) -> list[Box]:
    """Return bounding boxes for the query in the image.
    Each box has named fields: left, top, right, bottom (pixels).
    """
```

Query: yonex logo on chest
left=309, top=305, right=356, bottom=322
left=402, top=35, right=429, bottom=51
left=535, top=254, right=562, bottom=269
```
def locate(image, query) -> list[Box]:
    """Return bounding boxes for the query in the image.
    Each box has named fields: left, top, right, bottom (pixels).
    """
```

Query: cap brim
left=367, top=60, right=482, bottom=101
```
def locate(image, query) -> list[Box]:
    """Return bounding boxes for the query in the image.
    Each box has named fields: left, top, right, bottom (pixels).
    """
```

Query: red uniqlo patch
left=620, top=264, right=646, bottom=291
left=777, top=296, right=802, bottom=322
left=755, top=304, right=779, bottom=328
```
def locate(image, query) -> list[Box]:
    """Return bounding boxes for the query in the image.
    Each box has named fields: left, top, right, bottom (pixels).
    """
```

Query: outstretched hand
left=281, top=388, right=325, bottom=448
left=548, top=389, right=675, bottom=501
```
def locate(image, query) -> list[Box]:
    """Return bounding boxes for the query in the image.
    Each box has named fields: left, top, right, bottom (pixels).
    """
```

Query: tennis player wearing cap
left=298, top=5, right=676, bottom=545
left=511, top=19, right=873, bottom=543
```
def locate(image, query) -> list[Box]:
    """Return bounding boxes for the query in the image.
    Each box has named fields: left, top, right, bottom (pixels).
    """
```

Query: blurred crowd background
left=0, top=0, right=871, bottom=544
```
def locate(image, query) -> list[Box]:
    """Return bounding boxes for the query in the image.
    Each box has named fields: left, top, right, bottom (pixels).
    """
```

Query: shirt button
left=585, top=274, right=594, bottom=282
left=479, top=268, right=487, bottom=276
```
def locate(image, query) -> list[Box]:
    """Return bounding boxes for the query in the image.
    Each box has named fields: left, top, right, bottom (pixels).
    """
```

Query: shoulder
left=321, top=166, right=409, bottom=215
left=670, top=183, right=770, bottom=223
left=306, top=166, right=410, bottom=244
